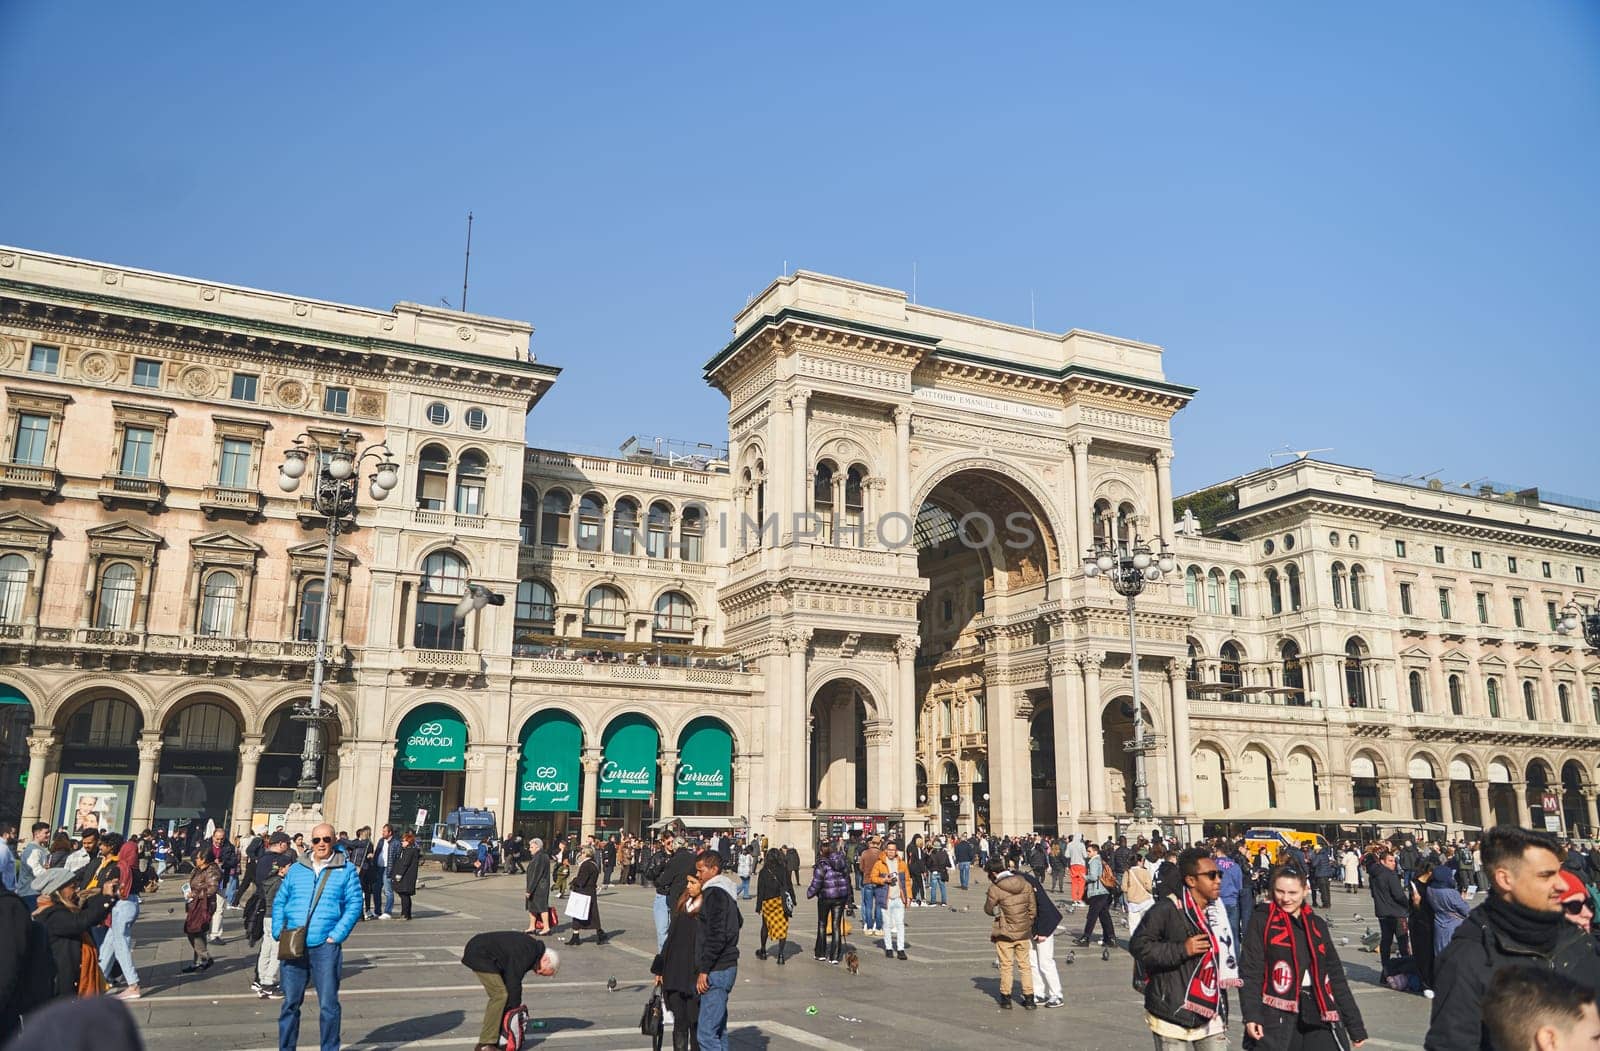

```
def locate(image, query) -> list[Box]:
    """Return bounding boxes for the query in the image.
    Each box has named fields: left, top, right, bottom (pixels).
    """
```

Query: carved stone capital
left=894, top=635, right=921, bottom=662
left=1154, top=450, right=1174, bottom=468
left=239, top=743, right=266, bottom=765
left=1078, top=651, right=1105, bottom=672
left=892, top=405, right=912, bottom=428
left=1164, top=658, right=1186, bottom=681
left=136, top=733, right=164, bottom=763
left=781, top=628, right=814, bottom=654
left=26, top=732, right=58, bottom=759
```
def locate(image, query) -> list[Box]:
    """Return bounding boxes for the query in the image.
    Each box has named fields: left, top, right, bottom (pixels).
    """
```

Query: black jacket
left=1128, top=894, right=1221, bottom=1030
left=696, top=879, right=742, bottom=974
left=524, top=850, right=552, bottom=913
left=1239, top=908, right=1366, bottom=1048
left=1369, top=864, right=1410, bottom=919
left=653, top=847, right=696, bottom=902
left=1426, top=902, right=1600, bottom=1051
left=651, top=906, right=702, bottom=995
left=35, top=895, right=113, bottom=1000
left=756, top=862, right=789, bottom=906
left=0, top=890, right=31, bottom=1040
left=461, top=932, right=545, bottom=1008
left=391, top=845, right=421, bottom=894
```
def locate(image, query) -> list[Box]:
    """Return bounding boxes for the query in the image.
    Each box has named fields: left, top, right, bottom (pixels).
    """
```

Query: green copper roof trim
left=0, top=277, right=562, bottom=382
left=704, top=307, right=941, bottom=376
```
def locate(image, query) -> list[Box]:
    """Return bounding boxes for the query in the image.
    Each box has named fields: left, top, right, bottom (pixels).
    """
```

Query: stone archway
left=810, top=678, right=871, bottom=811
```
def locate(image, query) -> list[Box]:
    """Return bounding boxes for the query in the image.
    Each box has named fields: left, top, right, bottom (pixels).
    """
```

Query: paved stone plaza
left=123, top=871, right=1433, bottom=1050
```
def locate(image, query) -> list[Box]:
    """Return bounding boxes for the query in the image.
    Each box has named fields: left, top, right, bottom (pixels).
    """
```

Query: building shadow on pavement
left=727, top=1026, right=773, bottom=1049
left=359, top=1010, right=464, bottom=1044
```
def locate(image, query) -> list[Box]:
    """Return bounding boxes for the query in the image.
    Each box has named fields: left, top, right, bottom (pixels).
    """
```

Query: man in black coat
left=1369, top=849, right=1412, bottom=969
left=461, top=931, right=557, bottom=1051
left=1129, top=847, right=1233, bottom=1045
left=0, top=883, right=32, bottom=1041
left=1426, top=826, right=1600, bottom=1051
left=652, top=833, right=697, bottom=950
left=693, top=850, right=742, bottom=1051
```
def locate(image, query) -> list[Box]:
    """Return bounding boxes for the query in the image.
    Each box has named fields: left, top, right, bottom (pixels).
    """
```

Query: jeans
left=738, top=875, right=751, bottom=899
left=257, top=916, right=280, bottom=988
left=1029, top=934, right=1061, bottom=1001
left=224, top=874, right=239, bottom=906
left=882, top=897, right=906, bottom=950
left=697, top=965, right=736, bottom=1051
left=860, top=882, right=879, bottom=930
left=927, top=872, right=947, bottom=904
left=279, top=941, right=342, bottom=1051
left=654, top=892, right=671, bottom=950
left=100, top=896, right=140, bottom=985
left=379, top=876, right=394, bottom=915
left=958, top=861, right=971, bottom=890
left=1224, top=901, right=1241, bottom=944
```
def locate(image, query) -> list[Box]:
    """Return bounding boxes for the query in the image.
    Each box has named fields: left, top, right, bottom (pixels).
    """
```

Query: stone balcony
left=97, top=473, right=164, bottom=510
left=509, top=654, right=757, bottom=694
left=412, top=508, right=490, bottom=530
left=0, top=460, right=62, bottom=499
left=3, top=624, right=344, bottom=675
left=519, top=544, right=712, bottom=578
left=199, top=484, right=266, bottom=522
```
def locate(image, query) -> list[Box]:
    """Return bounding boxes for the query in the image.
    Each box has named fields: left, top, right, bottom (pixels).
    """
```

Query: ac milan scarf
left=1260, top=903, right=1338, bottom=1023
left=1179, top=889, right=1237, bottom=1019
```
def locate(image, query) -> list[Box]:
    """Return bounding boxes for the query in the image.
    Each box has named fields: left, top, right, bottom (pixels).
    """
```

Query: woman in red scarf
left=1240, top=866, right=1367, bottom=1050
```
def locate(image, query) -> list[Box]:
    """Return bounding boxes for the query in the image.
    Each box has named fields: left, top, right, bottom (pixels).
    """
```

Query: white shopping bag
left=566, top=891, right=592, bottom=922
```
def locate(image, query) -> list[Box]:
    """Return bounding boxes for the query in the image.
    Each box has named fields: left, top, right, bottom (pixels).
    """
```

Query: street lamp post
left=1556, top=601, right=1600, bottom=651
left=1082, top=531, right=1176, bottom=824
left=277, top=430, right=399, bottom=815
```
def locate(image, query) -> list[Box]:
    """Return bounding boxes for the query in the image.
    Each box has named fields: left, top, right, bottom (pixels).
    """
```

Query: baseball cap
left=1558, top=870, right=1588, bottom=903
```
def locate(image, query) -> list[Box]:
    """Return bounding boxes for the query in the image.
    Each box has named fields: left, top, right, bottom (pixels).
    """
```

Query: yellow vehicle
left=1242, top=827, right=1330, bottom=865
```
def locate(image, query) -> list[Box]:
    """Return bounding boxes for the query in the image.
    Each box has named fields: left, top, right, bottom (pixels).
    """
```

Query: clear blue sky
left=3, top=4, right=1596, bottom=497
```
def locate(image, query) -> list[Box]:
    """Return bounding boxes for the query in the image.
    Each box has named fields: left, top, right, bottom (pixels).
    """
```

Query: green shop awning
left=396, top=703, right=467, bottom=771
left=0, top=684, right=28, bottom=706
left=518, top=710, right=582, bottom=812
left=599, top=714, right=658, bottom=800
left=676, top=718, right=732, bottom=802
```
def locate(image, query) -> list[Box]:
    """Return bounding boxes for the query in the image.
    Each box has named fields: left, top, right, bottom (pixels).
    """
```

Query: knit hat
left=1558, top=869, right=1588, bottom=903
left=31, top=867, right=77, bottom=898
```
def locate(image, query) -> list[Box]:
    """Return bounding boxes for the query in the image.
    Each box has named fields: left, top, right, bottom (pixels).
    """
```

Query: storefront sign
left=676, top=719, right=732, bottom=802
left=519, top=711, right=581, bottom=812
left=396, top=704, right=467, bottom=771
left=599, top=715, right=658, bottom=800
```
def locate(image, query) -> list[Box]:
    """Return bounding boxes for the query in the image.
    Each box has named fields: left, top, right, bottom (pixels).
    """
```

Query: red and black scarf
left=1261, top=903, right=1339, bottom=1023
left=1178, top=889, right=1223, bottom=1020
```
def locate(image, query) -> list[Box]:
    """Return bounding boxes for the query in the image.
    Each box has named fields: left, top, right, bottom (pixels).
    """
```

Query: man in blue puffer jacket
left=272, top=823, right=364, bottom=1051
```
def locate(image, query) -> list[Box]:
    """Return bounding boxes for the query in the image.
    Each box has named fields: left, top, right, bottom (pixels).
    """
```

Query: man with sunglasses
left=273, top=823, right=363, bottom=1051
left=1129, top=846, right=1236, bottom=1050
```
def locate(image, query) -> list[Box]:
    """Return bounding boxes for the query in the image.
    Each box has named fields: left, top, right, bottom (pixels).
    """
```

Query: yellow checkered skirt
left=760, top=896, right=789, bottom=942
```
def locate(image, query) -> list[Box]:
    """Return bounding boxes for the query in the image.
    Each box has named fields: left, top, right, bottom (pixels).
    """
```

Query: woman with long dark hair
left=650, top=873, right=703, bottom=1050
left=754, top=848, right=792, bottom=964
left=392, top=831, right=422, bottom=920
left=1240, top=866, right=1367, bottom=1050
left=805, top=842, right=851, bottom=965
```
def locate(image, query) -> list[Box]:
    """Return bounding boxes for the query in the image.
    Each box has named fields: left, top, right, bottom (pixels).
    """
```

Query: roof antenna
left=460, top=211, right=474, bottom=313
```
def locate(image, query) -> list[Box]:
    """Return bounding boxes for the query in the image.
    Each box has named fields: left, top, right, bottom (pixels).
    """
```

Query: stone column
left=1154, top=451, right=1175, bottom=549
left=893, top=406, right=912, bottom=522
left=659, top=749, right=679, bottom=820
left=580, top=748, right=601, bottom=839
left=958, top=780, right=974, bottom=835
left=1082, top=653, right=1107, bottom=816
left=1476, top=780, right=1493, bottom=829
left=1166, top=659, right=1196, bottom=815
left=791, top=389, right=809, bottom=540
left=231, top=738, right=264, bottom=837
left=1071, top=441, right=1092, bottom=563
left=1316, top=655, right=1343, bottom=707
left=1585, top=791, right=1598, bottom=837
left=895, top=636, right=919, bottom=815
left=1439, top=781, right=1455, bottom=827
left=1048, top=656, right=1081, bottom=833
left=1511, top=780, right=1530, bottom=827
left=374, top=745, right=399, bottom=832
left=785, top=630, right=812, bottom=811
left=130, top=733, right=163, bottom=831
left=984, top=671, right=1017, bottom=833
left=20, top=732, right=56, bottom=829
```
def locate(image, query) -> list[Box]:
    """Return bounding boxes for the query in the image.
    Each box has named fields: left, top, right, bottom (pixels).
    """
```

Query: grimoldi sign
left=397, top=704, right=466, bottom=772
left=599, top=716, right=658, bottom=800
left=519, top=711, right=581, bottom=812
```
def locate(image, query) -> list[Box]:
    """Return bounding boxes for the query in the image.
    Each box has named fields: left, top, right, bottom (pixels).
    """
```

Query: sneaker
left=251, top=981, right=264, bottom=995
left=379, top=913, right=393, bottom=920
left=256, top=987, right=271, bottom=1000
left=1044, top=997, right=1064, bottom=1008
left=884, top=948, right=894, bottom=959
left=115, top=986, right=142, bottom=1001
left=896, top=950, right=907, bottom=960
left=266, top=987, right=284, bottom=1000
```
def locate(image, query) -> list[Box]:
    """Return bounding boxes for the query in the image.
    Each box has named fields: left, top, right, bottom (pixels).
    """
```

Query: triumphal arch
left=704, top=272, right=1197, bottom=850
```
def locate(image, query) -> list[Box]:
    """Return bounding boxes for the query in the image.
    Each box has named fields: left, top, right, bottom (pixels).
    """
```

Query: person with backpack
left=461, top=930, right=558, bottom=1051
left=1075, top=842, right=1117, bottom=950
left=1018, top=865, right=1065, bottom=1008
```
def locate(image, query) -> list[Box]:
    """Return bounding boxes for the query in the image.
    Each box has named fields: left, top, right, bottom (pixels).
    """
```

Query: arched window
left=1331, top=562, right=1346, bottom=609
left=1117, top=502, right=1137, bottom=544
left=576, top=493, right=605, bottom=552
left=1266, top=569, right=1283, bottom=615
left=1487, top=677, right=1501, bottom=718
left=198, top=571, right=238, bottom=636
left=583, top=585, right=626, bottom=639
left=515, top=579, right=554, bottom=624
left=1559, top=684, right=1572, bottom=723
left=1281, top=640, right=1304, bottom=699
left=415, top=550, right=468, bottom=650
left=1349, top=565, right=1365, bottom=611
left=813, top=462, right=835, bottom=544
left=1206, top=569, right=1223, bottom=614
left=1592, top=686, right=1600, bottom=724
left=164, top=702, right=240, bottom=752
left=612, top=498, right=639, bottom=555
left=1345, top=639, right=1368, bottom=708
left=1092, top=499, right=1112, bottom=546
left=843, top=466, right=866, bottom=546
left=1220, top=642, right=1244, bottom=696
left=1185, top=566, right=1201, bottom=608
left=519, top=485, right=539, bottom=545
left=680, top=506, right=704, bottom=563
left=454, top=450, right=486, bottom=516
left=1523, top=680, right=1538, bottom=721
left=1448, top=675, right=1464, bottom=716
left=1408, top=670, right=1425, bottom=713
left=1286, top=564, right=1302, bottom=611
left=540, top=489, right=571, bottom=547
left=1186, top=640, right=1202, bottom=699
left=0, top=553, right=27, bottom=624
left=646, top=501, right=673, bottom=559
left=754, top=461, right=766, bottom=541
left=296, top=580, right=325, bottom=642
left=416, top=443, right=449, bottom=511
left=653, top=591, right=693, bottom=642
left=95, top=562, right=138, bottom=630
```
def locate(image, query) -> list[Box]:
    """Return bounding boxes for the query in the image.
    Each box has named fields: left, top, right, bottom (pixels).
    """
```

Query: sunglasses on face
left=1563, top=900, right=1591, bottom=915
left=1193, top=870, right=1222, bottom=880
left=311, top=836, right=333, bottom=845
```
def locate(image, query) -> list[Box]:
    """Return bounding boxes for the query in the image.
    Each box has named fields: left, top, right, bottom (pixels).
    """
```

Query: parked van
left=1242, top=827, right=1330, bottom=864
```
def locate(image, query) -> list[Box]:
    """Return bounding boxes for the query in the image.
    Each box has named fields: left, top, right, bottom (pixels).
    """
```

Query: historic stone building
left=1, top=245, right=1595, bottom=849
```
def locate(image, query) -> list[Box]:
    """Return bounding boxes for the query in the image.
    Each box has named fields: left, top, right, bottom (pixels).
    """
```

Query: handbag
left=639, top=988, right=663, bottom=1037
left=781, top=889, right=795, bottom=918
left=279, top=867, right=333, bottom=962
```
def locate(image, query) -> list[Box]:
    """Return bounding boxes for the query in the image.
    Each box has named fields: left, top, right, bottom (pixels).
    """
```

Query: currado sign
left=599, top=715, right=658, bottom=800
left=519, top=711, right=581, bottom=812
left=396, top=704, right=467, bottom=772
left=675, top=719, right=732, bottom=802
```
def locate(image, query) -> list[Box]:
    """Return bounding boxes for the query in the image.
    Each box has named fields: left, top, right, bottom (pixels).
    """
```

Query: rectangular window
left=230, top=373, right=258, bottom=402
left=1542, top=561, right=1552, bottom=578
left=942, top=598, right=954, bottom=623
left=323, top=386, right=349, bottom=414
left=1471, top=551, right=1482, bottom=569
left=218, top=438, right=252, bottom=489
left=132, top=359, right=162, bottom=388
left=1434, top=545, right=1446, bottom=564
left=26, top=345, right=59, bottom=374
left=1548, top=601, right=1560, bottom=630
left=1476, top=592, right=1489, bottom=624
left=1579, top=568, right=1587, bottom=585
left=118, top=426, right=155, bottom=477
left=1395, top=540, right=1407, bottom=558
left=1399, top=581, right=1414, bottom=616
left=1438, top=588, right=1452, bottom=620
left=1508, top=556, right=1518, bottom=574
left=1513, top=597, right=1525, bottom=628
left=12, top=413, right=50, bottom=466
